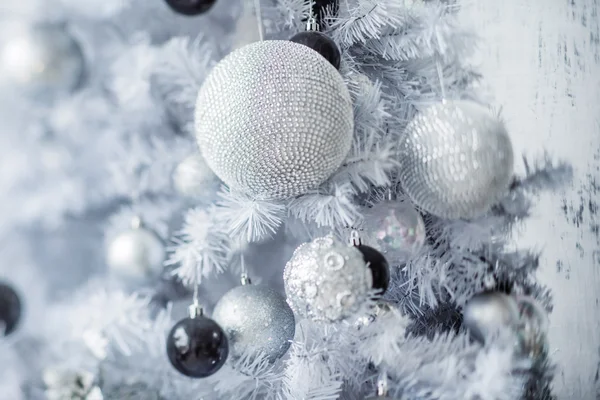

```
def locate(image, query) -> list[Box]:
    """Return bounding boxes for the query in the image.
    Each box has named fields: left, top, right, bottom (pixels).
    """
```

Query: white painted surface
left=462, top=0, right=600, bottom=398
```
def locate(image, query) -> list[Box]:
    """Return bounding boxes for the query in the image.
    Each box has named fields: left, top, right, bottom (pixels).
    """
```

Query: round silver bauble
left=173, top=153, right=218, bottom=198
left=284, top=235, right=373, bottom=322
left=212, top=284, right=295, bottom=362
left=462, top=292, right=519, bottom=344
left=0, top=23, right=84, bottom=96
left=514, top=295, right=549, bottom=358
left=194, top=40, right=354, bottom=200
left=364, top=199, right=426, bottom=259
left=106, top=225, right=165, bottom=280
left=398, top=100, right=514, bottom=219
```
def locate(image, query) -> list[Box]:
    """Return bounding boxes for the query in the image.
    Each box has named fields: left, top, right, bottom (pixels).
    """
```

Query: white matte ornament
left=0, top=23, right=84, bottom=97
left=195, top=40, right=354, bottom=200
left=284, top=235, right=373, bottom=322
left=398, top=100, right=514, bottom=219
left=212, top=284, right=295, bottom=362
left=106, top=222, right=165, bottom=280
left=173, top=153, right=217, bottom=198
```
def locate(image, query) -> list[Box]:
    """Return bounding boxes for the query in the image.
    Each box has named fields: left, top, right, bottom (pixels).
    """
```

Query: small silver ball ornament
left=0, top=22, right=84, bottom=97
left=513, top=295, right=549, bottom=358
left=106, top=219, right=165, bottom=280
left=462, top=292, right=519, bottom=344
left=364, top=199, right=425, bottom=259
left=195, top=40, right=354, bottom=200
left=398, top=100, right=514, bottom=219
left=212, top=284, right=295, bottom=362
left=172, top=153, right=218, bottom=198
left=284, top=235, right=373, bottom=322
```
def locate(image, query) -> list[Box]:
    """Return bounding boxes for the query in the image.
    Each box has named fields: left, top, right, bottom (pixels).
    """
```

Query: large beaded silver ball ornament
left=195, top=40, right=354, bottom=200
left=462, top=292, right=520, bottom=344
left=106, top=218, right=165, bottom=280
left=0, top=22, right=84, bottom=97
left=398, top=100, right=514, bottom=219
left=212, top=284, right=295, bottom=362
left=284, top=235, right=373, bottom=322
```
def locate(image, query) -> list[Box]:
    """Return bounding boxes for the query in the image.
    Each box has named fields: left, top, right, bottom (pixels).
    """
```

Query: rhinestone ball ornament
left=0, top=23, right=84, bottom=97
left=166, top=316, right=228, bottom=378
left=284, top=235, right=373, bottom=322
left=195, top=40, right=354, bottom=200
left=212, top=285, right=295, bottom=362
left=0, top=282, right=21, bottom=336
left=364, top=199, right=426, bottom=259
left=462, top=292, right=520, bottom=344
left=398, top=101, right=514, bottom=219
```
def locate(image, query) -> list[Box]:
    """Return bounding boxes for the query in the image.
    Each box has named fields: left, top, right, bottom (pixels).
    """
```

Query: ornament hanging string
left=190, top=261, right=202, bottom=318
left=435, top=55, right=446, bottom=100
left=253, top=0, right=264, bottom=41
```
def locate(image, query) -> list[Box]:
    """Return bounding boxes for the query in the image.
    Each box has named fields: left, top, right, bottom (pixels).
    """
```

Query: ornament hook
left=189, top=261, right=203, bottom=318
left=350, top=230, right=362, bottom=246
left=376, top=370, right=389, bottom=397
left=253, top=0, right=264, bottom=41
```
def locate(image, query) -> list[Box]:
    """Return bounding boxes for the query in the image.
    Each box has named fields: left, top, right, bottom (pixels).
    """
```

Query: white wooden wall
left=461, top=1, right=600, bottom=398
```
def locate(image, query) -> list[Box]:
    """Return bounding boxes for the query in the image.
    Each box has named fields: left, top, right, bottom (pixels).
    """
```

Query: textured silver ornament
left=398, top=100, right=514, bottom=219
left=283, top=235, right=373, bottom=322
left=172, top=153, right=218, bottom=198
left=106, top=219, right=165, bottom=280
left=462, top=292, right=520, bottom=344
left=0, top=22, right=84, bottom=96
left=364, top=199, right=426, bottom=259
left=212, top=284, right=295, bottom=362
left=513, top=295, right=549, bottom=358
left=195, top=40, right=354, bottom=200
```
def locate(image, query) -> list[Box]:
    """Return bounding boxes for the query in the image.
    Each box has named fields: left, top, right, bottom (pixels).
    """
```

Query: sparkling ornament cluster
left=212, top=284, right=295, bottom=362
left=398, top=101, right=514, bottom=219
left=195, top=40, right=354, bottom=200
left=284, top=235, right=372, bottom=322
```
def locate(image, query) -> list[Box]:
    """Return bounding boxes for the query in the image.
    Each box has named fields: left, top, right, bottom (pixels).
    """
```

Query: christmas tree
left=0, top=0, right=576, bottom=399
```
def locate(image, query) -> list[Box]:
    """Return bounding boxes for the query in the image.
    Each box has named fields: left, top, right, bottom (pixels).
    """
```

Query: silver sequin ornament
left=364, top=199, right=426, bottom=259
left=0, top=22, right=84, bottom=97
left=172, top=153, right=218, bottom=198
left=284, top=235, right=373, bottom=322
left=212, top=284, right=295, bottom=362
left=195, top=40, right=354, bottom=200
left=398, top=101, right=514, bottom=219
left=462, top=292, right=520, bottom=344
left=106, top=218, right=165, bottom=280
left=514, top=295, right=549, bottom=358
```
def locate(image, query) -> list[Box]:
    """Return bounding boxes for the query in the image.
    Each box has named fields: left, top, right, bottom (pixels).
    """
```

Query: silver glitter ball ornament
left=106, top=221, right=165, bottom=280
left=462, top=292, right=520, bottom=344
left=0, top=22, right=84, bottom=97
left=284, top=235, right=373, bottom=322
left=212, top=284, right=295, bottom=362
left=398, top=100, right=514, bottom=219
left=364, top=199, right=426, bottom=259
left=173, top=153, right=218, bottom=198
left=195, top=40, right=354, bottom=200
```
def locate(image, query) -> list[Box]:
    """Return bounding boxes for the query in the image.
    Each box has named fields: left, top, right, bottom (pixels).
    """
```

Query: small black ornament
left=356, top=245, right=390, bottom=294
left=164, top=0, right=216, bottom=16
left=166, top=316, right=228, bottom=378
left=0, top=282, right=21, bottom=336
left=289, top=31, right=341, bottom=70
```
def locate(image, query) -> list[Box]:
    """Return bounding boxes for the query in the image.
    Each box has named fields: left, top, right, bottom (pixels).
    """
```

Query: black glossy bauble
left=289, top=31, right=341, bottom=70
left=0, top=282, right=21, bottom=336
left=166, top=316, right=228, bottom=378
left=356, top=245, right=390, bottom=294
left=165, top=0, right=216, bottom=16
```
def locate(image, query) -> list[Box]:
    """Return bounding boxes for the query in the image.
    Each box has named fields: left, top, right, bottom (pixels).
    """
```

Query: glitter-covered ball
left=195, top=40, right=354, bottom=200
left=212, top=285, right=295, bottom=362
left=284, top=235, right=373, bottom=322
left=398, top=101, right=514, bottom=219
left=364, top=199, right=426, bottom=259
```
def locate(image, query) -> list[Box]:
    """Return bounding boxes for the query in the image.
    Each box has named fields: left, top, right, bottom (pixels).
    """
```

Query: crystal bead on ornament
left=194, top=40, right=354, bottom=200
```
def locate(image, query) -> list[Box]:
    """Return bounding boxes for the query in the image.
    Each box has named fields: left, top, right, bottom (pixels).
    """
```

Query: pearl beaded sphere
left=195, top=40, right=354, bottom=200
left=398, top=100, right=514, bottom=219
